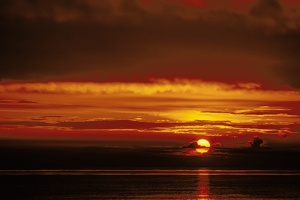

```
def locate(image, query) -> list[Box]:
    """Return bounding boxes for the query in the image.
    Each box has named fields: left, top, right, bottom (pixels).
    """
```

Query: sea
left=1, top=169, right=300, bottom=199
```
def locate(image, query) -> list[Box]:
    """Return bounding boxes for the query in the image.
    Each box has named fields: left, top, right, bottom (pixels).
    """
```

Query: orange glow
left=0, top=80, right=300, bottom=140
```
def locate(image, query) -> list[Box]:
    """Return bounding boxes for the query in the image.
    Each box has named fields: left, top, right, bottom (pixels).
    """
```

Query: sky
left=1, top=0, right=300, bottom=150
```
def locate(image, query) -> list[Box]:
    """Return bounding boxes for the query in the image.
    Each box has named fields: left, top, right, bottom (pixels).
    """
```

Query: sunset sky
left=1, top=0, right=300, bottom=150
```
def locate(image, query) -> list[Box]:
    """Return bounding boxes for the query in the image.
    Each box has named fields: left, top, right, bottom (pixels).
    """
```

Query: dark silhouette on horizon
left=249, top=136, right=264, bottom=148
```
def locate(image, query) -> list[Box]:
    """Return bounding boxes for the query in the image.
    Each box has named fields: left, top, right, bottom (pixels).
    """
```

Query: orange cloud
left=1, top=80, right=299, bottom=143
left=1, top=80, right=300, bottom=100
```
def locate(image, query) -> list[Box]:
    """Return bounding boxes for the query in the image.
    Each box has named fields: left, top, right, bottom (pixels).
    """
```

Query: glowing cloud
left=0, top=80, right=300, bottom=142
left=1, top=80, right=300, bottom=101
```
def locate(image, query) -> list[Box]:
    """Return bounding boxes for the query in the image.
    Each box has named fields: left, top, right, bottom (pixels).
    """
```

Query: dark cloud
left=17, top=100, right=37, bottom=103
left=0, top=119, right=232, bottom=130
left=56, top=120, right=231, bottom=130
left=0, top=121, right=49, bottom=127
left=0, top=103, right=92, bottom=110
left=250, top=0, right=282, bottom=18
left=0, top=0, right=300, bottom=88
left=0, top=98, right=37, bottom=104
left=0, top=99, right=14, bottom=103
left=1, top=119, right=157, bottom=129
left=273, top=61, right=300, bottom=89
left=248, top=136, right=266, bottom=148
left=41, top=115, right=63, bottom=118
left=182, top=141, right=198, bottom=148
left=292, top=125, right=300, bottom=133
left=1, top=117, right=299, bottom=137
left=211, top=142, right=222, bottom=147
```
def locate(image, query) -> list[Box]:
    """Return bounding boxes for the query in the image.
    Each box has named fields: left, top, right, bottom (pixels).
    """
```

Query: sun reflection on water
left=197, top=170, right=210, bottom=200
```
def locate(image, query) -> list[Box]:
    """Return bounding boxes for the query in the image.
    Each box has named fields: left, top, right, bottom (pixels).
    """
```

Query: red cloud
left=172, top=0, right=254, bottom=11
left=174, top=0, right=206, bottom=8
left=284, top=0, right=300, bottom=6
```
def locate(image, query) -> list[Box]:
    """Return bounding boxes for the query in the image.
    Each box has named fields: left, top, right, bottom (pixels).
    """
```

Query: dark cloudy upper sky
left=1, top=0, right=300, bottom=88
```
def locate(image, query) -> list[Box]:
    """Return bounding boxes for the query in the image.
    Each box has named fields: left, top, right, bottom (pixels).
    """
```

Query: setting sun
left=197, top=139, right=211, bottom=148
left=196, top=139, right=211, bottom=154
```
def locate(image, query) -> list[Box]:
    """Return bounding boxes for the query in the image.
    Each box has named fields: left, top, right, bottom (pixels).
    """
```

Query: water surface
left=1, top=170, right=300, bottom=199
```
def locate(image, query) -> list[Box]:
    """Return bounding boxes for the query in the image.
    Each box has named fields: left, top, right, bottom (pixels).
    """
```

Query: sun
left=197, top=139, right=211, bottom=148
left=196, top=139, right=211, bottom=154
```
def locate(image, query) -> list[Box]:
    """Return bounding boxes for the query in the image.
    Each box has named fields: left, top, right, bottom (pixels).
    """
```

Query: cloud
left=0, top=0, right=300, bottom=88
left=57, top=120, right=177, bottom=130
left=0, top=100, right=92, bottom=110
left=273, top=61, right=300, bottom=89
left=182, top=141, right=199, bottom=148
left=250, top=0, right=282, bottom=18
left=292, top=125, right=300, bottom=133
left=248, top=136, right=266, bottom=148
left=0, top=98, right=37, bottom=104
left=2, top=0, right=299, bottom=30
left=0, top=119, right=235, bottom=130
left=17, top=100, right=37, bottom=104
left=1, top=0, right=127, bottom=22
left=0, top=121, right=49, bottom=127
left=41, top=115, right=63, bottom=118
left=211, top=142, right=222, bottom=147
left=1, top=81, right=300, bottom=99
left=0, top=119, right=210, bottom=130
left=4, top=118, right=292, bottom=133
left=0, top=80, right=299, bottom=138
